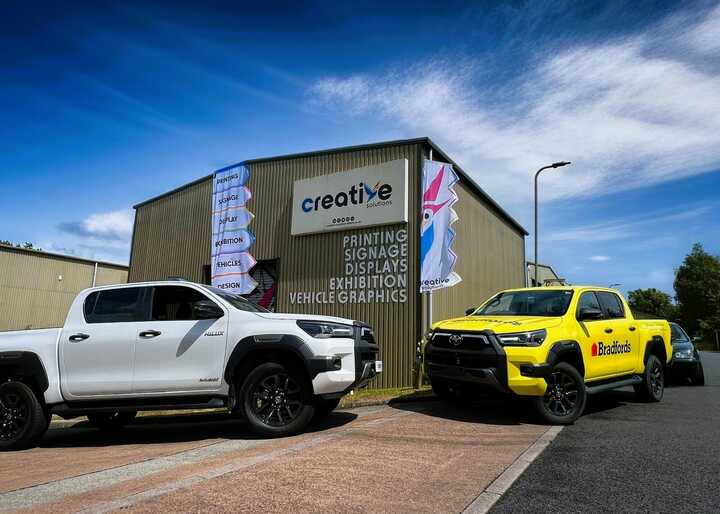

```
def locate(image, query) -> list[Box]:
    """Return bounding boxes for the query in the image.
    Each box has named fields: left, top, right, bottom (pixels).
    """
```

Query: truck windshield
left=475, top=290, right=574, bottom=317
left=203, top=286, right=269, bottom=313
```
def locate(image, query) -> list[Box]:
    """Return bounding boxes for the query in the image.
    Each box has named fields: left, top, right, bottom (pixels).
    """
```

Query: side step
left=51, top=397, right=227, bottom=418
left=586, top=376, right=642, bottom=395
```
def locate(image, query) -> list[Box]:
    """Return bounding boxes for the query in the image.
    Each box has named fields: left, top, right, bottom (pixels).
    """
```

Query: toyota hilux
left=425, top=286, right=671, bottom=424
left=0, top=280, right=381, bottom=450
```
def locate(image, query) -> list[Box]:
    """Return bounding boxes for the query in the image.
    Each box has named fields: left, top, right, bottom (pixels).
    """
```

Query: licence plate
left=375, top=360, right=383, bottom=372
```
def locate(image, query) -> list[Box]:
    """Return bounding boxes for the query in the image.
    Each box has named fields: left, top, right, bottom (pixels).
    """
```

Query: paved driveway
left=1, top=399, right=550, bottom=514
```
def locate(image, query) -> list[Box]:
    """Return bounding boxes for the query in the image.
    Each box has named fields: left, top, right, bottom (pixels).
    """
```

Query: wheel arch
left=0, top=351, right=49, bottom=398
left=224, top=335, right=314, bottom=389
left=547, top=340, right=585, bottom=378
left=643, top=336, right=668, bottom=367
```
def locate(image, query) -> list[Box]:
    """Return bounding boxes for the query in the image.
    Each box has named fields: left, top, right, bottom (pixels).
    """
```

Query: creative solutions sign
left=290, top=159, right=408, bottom=236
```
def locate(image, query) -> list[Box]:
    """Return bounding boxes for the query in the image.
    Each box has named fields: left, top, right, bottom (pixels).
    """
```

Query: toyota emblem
left=449, top=334, right=463, bottom=347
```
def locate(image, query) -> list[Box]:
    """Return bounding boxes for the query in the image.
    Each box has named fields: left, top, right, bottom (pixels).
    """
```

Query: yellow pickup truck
left=424, top=286, right=672, bottom=424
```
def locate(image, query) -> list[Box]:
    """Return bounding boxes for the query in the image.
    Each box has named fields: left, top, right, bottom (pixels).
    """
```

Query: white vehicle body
left=0, top=280, right=380, bottom=417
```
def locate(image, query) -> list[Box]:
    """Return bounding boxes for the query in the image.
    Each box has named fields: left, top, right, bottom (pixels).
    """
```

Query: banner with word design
left=211, top=165, right=258, bottom=294
left=419, top=160, right=461, bottom=292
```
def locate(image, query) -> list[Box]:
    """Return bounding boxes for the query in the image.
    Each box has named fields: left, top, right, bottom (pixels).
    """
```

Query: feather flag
left=420, top=160, right=461, bottom=292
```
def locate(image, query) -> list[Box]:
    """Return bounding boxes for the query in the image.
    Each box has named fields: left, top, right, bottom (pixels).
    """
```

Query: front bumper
left=314, top=322, right=381, bottom=399
left=668, top=359, right=700, bottom=377
left=425, top=330, right=549, bottom=396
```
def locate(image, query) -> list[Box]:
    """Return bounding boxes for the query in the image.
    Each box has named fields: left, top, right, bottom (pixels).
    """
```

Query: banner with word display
left=419, top=160, right=461, bottom=292
left=211, top=165, right=258, bottom=294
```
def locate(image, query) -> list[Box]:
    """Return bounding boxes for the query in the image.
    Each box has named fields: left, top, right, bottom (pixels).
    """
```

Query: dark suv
left=669, top=322, right=704, bottom=385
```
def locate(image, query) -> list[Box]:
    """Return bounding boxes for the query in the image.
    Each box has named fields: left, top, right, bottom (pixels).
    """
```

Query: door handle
left=69, top=333, right=90, bottom=342
left=604, top=328, right=613, bottom=334
left=139, top=330, right=162, bottom=338
left=629, top=326, right=636, bottom=332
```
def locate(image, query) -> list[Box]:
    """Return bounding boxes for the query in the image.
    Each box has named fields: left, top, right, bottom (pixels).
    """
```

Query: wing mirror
left=193, top=300, right=224, bottom=319
left=578, top=307, right=603, bottom=321
left=465, top=307, right=477, bottom=316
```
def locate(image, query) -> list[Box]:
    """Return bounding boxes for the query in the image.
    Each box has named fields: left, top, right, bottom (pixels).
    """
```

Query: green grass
left=339, top=386, right=432, bottom=408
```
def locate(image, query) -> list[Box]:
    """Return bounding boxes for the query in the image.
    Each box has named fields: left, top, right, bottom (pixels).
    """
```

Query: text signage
left=290, top=159, right=408, bottom=236
left=289, top=228, right=408, bottom=304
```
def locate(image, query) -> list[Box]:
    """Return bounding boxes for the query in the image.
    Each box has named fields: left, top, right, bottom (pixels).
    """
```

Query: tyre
left=241, top=362, right=315, bottom=437
left=0, top=381, right=48, bottom=451
left=532, top=362, right=586, bottom=425
left=634, top=354, right=664, bottom=402
left=313, top=397, right=341, bottom=419
left=87, top=411, right=137, bottom=430
left=692, top=362, right=705, bottom=386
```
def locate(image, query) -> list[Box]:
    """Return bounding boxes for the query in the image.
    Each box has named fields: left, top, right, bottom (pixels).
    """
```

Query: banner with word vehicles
left=419, top=160, right=461, bottom=292
left=211, top=165, right=258, bottom=294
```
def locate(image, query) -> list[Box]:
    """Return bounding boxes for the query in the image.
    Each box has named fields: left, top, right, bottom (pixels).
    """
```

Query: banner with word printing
left=419, top=160, right=461, bottom=292
left=211, top=165, right=258, bottom=294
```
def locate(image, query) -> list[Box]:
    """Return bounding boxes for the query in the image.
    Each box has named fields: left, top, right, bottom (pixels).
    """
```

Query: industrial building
left=129, top=138, right=527, bottom=388
left=0, top=245, right=128, bottom=331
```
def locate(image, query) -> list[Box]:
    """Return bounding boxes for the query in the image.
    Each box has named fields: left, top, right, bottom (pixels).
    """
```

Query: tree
left=674, top=243, right=720, bottom=338
left=628, top=288, right=677, bottom=320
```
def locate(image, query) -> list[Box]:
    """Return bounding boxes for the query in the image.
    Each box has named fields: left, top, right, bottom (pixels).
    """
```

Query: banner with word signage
left=419, top=160, right=461, bottom=292
left=211, top=165, right=258, bottom=294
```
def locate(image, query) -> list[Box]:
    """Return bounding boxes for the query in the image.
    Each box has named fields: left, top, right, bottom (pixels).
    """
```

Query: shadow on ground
left=40, top=410, right=358, bottom=449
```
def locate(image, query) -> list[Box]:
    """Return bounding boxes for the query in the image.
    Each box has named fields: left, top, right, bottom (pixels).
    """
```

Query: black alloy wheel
left=241, top=362, right=315, bottom=437
left=634, top=354, right=664, bottom=402
left=250, top=373, right=303, bottom=427
left=544, top=370, right=579, bottom=417
left=0, top=388, right=28, bottom=443
left=533, top=362, right=586, bottom=425
left=0, top=381, right=48, bottom=451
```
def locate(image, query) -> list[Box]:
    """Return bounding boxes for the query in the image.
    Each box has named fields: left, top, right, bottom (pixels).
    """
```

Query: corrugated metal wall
left=0, top=247, right=128, bottom=331
left=431, top=179, right=527, bottom=322
left=130, top=142, right=424, bottom=388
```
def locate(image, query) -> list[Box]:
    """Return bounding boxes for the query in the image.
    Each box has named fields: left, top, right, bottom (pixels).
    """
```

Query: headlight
left=498, top=329, right=547, bottom=347
left=296, top=320, right=354, bottom=339
left=674, top=348, right=693, bottom=360
left=424, top=330, right=435, bottom=342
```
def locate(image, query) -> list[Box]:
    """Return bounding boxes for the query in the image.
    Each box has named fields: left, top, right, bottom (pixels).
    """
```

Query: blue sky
left=2, top=0, right=719, bottom=297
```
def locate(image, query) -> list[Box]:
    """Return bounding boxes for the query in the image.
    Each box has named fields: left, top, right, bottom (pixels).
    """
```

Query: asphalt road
left=491, top=352, right=720, bottom=514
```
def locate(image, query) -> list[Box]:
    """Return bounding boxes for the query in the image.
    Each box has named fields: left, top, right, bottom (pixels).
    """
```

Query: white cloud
left=51, top=209, right=134, bottom=264
left=589, top=255, right=610, bottom=262
left=309, top=6, right=720, bottom=210
left=687, top=4, right=720, bottom=53
left=548, top=205, right=712, bottom=242
left=58, top=209, right=133, bottom=241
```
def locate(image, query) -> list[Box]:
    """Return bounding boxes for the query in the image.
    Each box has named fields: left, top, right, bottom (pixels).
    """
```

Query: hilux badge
left=449, top=334, right=463, bottom=346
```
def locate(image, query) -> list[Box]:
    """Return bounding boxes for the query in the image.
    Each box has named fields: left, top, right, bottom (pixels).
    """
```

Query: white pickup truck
left=0, top=280, right=381, bottom=450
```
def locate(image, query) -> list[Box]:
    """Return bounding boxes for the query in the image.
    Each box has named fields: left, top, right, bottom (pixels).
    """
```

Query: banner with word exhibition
left=211, top=164, right=258, bottom=294
left=419, top=159, right=461, bottom=292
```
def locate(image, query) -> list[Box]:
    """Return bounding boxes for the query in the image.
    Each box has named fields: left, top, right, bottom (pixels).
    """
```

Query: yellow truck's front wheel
left=531, top=362, right=586, bottom=425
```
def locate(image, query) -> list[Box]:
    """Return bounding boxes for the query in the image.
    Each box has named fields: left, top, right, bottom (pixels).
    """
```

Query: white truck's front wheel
left=241, top=362, right=315, bottom=437
left=0, top=381, right=48, bottom=451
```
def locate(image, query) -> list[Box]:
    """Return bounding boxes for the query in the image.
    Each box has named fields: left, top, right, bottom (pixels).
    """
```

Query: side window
left=671, top=324, right=689, bottom=343
left=151, top=286, right=218, bottom=321
left=85, top=288, right=144, bottom=323
left=577, top=292, right=602, bottom=318
left=597, top=292, right=625, bottom=319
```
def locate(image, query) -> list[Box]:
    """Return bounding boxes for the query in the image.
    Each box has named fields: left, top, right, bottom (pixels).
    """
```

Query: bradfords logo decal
left=301, top=181, right=393, bottom=213
left=592, top=341, right=632, bottom=357
left=290, top=159, right=408, bottom=236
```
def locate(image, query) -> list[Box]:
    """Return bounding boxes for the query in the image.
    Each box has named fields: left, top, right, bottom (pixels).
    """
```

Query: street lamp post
left=534, top=161, right=571, bottom=287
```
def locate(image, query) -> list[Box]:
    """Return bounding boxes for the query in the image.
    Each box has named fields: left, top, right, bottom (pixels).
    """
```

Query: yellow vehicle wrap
left=424, top=286, right=672, bottom=424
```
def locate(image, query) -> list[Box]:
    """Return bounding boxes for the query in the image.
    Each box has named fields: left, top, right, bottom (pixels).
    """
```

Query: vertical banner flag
left=420, top=159, right=461, bottom=292
left=211, top=165, right=258, bottom=294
